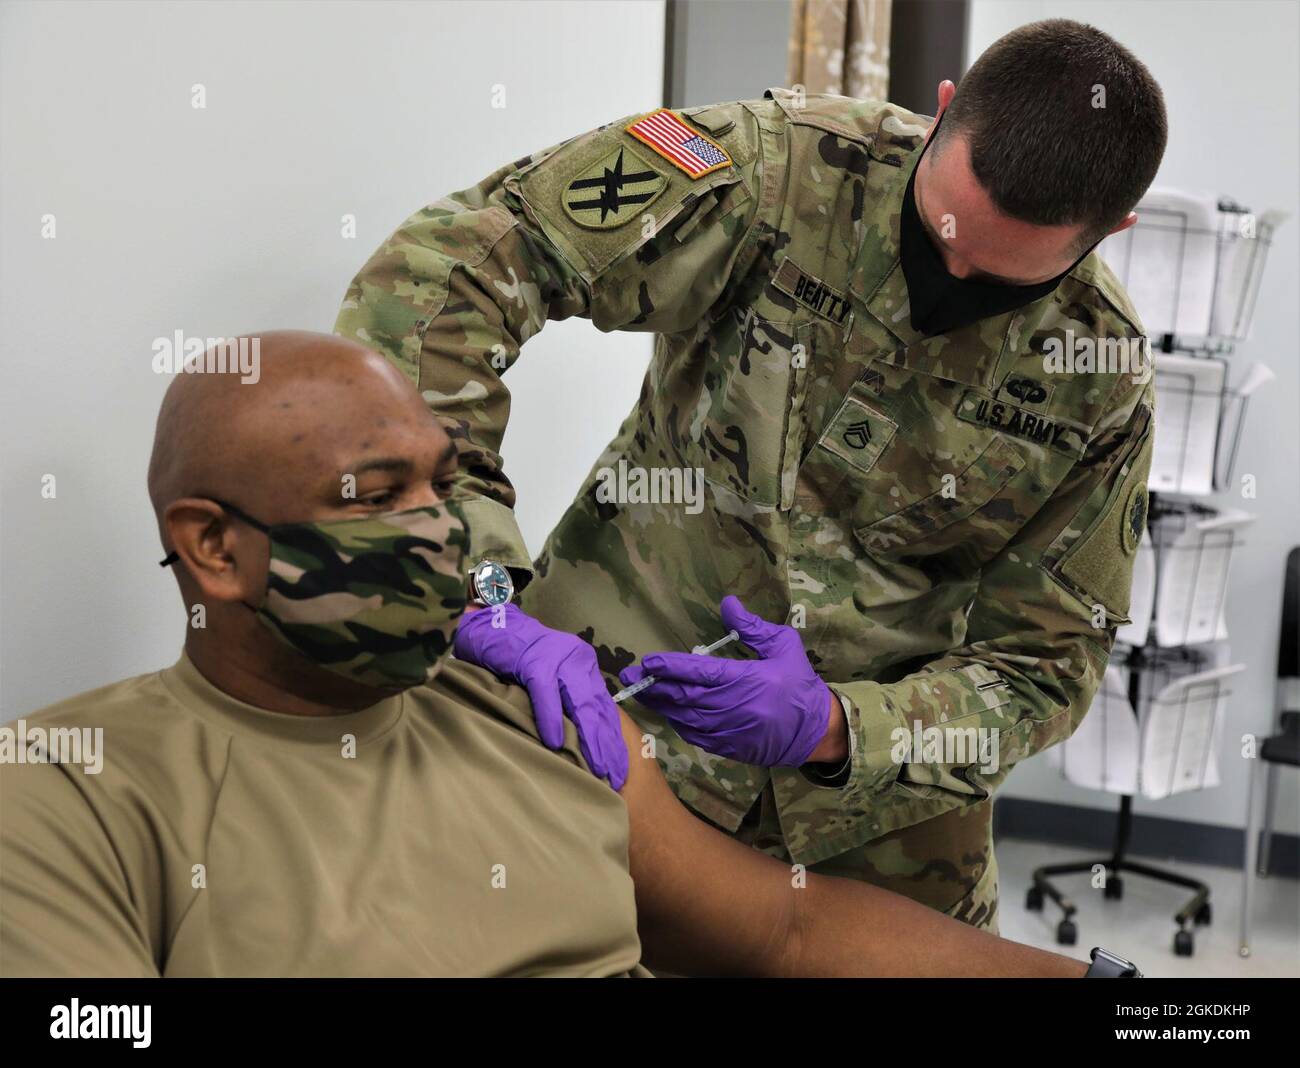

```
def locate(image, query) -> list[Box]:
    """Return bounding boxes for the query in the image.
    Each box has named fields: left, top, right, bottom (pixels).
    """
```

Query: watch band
left=1085, top=947, right=1142, bottom=977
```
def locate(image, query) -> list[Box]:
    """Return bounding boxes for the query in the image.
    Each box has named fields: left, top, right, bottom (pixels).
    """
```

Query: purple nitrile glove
left=454, top=602, right=628, bottom=791
left=617, top=595, right=832, bottom=767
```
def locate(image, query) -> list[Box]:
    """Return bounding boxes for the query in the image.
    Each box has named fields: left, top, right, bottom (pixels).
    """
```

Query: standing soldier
left=335, top=18, right=1165, bottom=930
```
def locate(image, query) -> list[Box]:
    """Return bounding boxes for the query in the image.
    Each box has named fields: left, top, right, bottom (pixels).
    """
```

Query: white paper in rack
left=1150, top=354, right=1224, bottom=496
left=1100, top=188, right=1219, bottom=338
left=1055, top=660, right=1243, bottom=800
left=1138, top=663, right=1243, bottom=799
left=1154, top=509, right=1255, bottom=646
left=1116, top=527, right=1155, bottom=647
left=1053, top=664, right=1139, bottom=794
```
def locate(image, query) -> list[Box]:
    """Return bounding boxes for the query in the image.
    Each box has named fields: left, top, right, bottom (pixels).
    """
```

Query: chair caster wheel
left=1104, top=876, right=1124, bottom=900
left=1174, top=929, right=1195, bottom=956
left=1026, top=886, right=1044, bottom=911
left=1194, top=903, right=1212, bottom=926
left=1056, top=919, right=1078, bottom=946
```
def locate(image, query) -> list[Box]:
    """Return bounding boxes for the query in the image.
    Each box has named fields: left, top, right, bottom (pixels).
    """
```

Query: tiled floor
left=997, top=838, right=1300, bottom=977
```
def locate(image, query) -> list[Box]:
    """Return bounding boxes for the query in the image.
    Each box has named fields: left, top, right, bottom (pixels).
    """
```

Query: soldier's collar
left=847, top=132, right=921, bottom=342
left=847, top=123, right=1054, bottom=391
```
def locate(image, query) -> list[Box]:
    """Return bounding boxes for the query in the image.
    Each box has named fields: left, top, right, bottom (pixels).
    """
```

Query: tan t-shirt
left=0, top=655, right=648, bottom=977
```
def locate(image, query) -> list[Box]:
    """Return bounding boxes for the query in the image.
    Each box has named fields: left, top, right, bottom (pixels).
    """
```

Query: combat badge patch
left=562, top=145, right=667, bottom=230
left=625, top=108, right=733, bottom=178
left=999, top=374, right=1054, bottom=411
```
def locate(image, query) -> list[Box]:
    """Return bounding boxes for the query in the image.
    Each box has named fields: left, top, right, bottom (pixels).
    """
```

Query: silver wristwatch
left=469, top=560, right=515, bottom=608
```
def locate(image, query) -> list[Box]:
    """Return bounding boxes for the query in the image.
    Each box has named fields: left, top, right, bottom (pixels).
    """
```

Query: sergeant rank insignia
left=625, top=108, right=732, bottom=178
left=562, top=146, right=667, bottom=230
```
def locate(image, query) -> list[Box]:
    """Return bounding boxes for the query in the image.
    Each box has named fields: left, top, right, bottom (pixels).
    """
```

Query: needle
left=611, top=629, right=741, bottom=704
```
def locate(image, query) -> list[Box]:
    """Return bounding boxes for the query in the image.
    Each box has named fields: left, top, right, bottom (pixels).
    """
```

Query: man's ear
left=1108, top=211, right=1140, bottom=237
left=163, top=498, right=266, bottom=604
left=935, top=78, right=956, bottom=120
left=923, top=80, right=957, bottom=152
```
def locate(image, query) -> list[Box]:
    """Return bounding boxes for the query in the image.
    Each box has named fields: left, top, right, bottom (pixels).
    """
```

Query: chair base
left=1024, top=791, right=1211, bottom=957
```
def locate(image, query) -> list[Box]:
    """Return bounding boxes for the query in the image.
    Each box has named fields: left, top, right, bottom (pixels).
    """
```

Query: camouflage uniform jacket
left=335, top=92, right=1155, bottom=928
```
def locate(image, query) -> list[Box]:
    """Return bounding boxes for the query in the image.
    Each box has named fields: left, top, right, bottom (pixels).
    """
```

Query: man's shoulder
left=1, top=665, right=221, bottom=803
left=762, top=89, right=930, bottom=162
left=12, top=669, right=171, bottom=726
left=0, top=669, right=200, bottom=855
left=3, top=669, right=190, bottom=764
left=1060, top=250, right=1147, bottom=338
left=411, top=660, right=598, bottom=776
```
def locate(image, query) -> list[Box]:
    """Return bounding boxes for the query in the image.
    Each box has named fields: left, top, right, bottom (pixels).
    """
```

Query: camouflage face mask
left=162, top=499, right=470, bottom=689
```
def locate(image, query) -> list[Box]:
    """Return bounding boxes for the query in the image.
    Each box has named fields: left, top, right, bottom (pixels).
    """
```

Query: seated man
left=1, top=332, right=1099, bottom=977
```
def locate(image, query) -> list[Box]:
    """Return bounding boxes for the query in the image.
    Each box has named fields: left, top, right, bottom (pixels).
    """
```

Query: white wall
left=0, top=0, right=664, bottom=718
left=967, top=1, right=1300, bottom=835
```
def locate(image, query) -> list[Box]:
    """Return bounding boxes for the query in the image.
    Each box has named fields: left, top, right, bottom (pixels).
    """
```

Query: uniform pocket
left=696, top=313, right=813, bottom=507
left=856, top=436, right=1026, bottom=556
left=799, top=372, right=1040, bottom=562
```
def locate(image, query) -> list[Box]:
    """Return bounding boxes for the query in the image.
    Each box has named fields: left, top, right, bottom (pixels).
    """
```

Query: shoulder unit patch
left=625, top=108, right=733, bottom=178
left=1122, top=478, right=1148, bottom=555
left=562, top=145, right=667, bottom=230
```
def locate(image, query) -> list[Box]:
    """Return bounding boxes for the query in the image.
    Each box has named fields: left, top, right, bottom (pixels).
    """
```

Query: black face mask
left=898, top=112, right=1098, bottom=337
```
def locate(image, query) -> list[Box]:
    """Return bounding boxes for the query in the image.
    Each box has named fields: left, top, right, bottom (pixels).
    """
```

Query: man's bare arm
left=617, top=711, right=1087, bottom=977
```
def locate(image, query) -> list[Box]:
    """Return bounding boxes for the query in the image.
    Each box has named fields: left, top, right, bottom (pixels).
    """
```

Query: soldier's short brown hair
left=934, top=18, right=1168, bottom=254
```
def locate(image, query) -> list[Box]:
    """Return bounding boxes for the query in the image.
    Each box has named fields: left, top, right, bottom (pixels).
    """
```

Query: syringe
left=611, top=629, right=741, bottom=704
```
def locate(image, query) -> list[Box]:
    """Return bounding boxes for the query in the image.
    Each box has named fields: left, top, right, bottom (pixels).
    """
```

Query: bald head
left=147, top=330, right=461, bottom=712
left=148, top=330, right=456, bottom=541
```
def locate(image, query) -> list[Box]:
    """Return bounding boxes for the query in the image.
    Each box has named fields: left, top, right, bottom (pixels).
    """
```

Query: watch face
left=472, top=561, right=514, bottom=607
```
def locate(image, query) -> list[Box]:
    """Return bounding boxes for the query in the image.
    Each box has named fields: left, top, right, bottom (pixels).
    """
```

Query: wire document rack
left=1027, top=188, right=1281, bottom=957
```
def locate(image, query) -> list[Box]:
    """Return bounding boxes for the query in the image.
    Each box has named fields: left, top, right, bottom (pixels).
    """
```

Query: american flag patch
left=625, top=109, right=733, bottom=178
